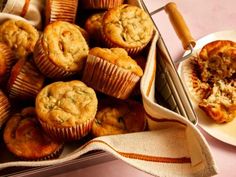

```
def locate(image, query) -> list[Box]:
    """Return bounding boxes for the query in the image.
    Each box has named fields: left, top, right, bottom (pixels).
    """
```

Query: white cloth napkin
left=0, top=0, right=44, bottom=28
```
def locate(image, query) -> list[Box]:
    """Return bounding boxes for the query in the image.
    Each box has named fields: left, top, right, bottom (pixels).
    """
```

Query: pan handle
left=164, top=2, right=196, bottom=50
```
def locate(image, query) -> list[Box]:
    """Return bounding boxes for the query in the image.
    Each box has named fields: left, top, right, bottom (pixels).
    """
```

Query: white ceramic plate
left=178, top=30, right=236, bottom=146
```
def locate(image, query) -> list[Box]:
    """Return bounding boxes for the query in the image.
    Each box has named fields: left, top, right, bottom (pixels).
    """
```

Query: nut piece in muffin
left=0, top=42, right=16, bottom=85
left=0, top=89, right=11, bottom=128
left=45, top=0, right=79, bottom=26
left=34, top=21, right=89, bottom=79
left=199, top=79, right=236, bottom=123
left=81, top=0, right=124, bottom=9
left=7, top=56, right=45, bottom=100
left=92, top=99, right=146, bottom=137
left=101, top=4, right=154, bottom=55
left=35, top=80, right=98, bottom=141
left=198, top=40, right=236, bottom=83
left=3, top=107, right=64, bottom=160
left=82, top=47, right=143, bottom=99
left=0, top=20, right=39, bottom=59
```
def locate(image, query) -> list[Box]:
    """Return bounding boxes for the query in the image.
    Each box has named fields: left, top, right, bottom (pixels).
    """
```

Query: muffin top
left=102, top=4, right=153, bottom=48
left=36, top=80, right=98, bottom=127
left=0, top=20, right=39, bottom=59
left=42, top=21, right=89, bottom=72
left=85, top=13, right=104, bottom=36
left=92, top=99, right=146, bottom=137
left=89, top=47, right=143, bottom=76
left=198, top=40, right=236, bottom=83
left=3, top=107, right=62, bottom=160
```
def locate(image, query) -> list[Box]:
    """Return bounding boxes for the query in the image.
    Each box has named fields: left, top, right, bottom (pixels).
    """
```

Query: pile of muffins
left=0, top=0, right=153, bottom=161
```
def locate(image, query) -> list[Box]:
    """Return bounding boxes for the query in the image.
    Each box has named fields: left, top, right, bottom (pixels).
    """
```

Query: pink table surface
left=53, top=1, right=236, bottom=177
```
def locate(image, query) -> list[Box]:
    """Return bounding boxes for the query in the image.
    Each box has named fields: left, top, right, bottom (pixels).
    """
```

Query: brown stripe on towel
left=21, top=0, right=31, bottom=17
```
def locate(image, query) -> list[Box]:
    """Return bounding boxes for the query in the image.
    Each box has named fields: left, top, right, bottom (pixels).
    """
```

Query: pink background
left=53, top=0, right=236, bottom=176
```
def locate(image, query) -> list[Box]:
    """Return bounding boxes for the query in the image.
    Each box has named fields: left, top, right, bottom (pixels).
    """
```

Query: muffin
left=35, top=80, right=98, bottom=141
left=101, top=4, right=154, bottom=55
left=0, top=89, right=11, bottom=128
left=7, top=57, right=45, bottom=100
left=0, top=20, right=39, bottom=59
left=81, top=0, right=124, bottom=9
left=92, top=99, right=146, bottom=136
left=0, top=42, right=16, bottom=85
left=84, top=12, right=104, bottom=46
left=3, top=107, right=64, bottom=160
left=82, top=47, right=143, bottom=99
left=33, top=21, right=89, bottom=79
left=45, top=0, right=79, bottom=26
left=197, top=40, right=236, bottom=83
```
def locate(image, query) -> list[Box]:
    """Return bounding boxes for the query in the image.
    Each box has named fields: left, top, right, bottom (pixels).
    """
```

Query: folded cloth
left=0, top=0, right=44, bottom=29
left=0, top=32, right=217, bottom=177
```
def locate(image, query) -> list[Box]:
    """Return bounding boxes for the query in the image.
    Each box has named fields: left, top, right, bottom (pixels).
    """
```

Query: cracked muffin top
left=35, top=80, right=98, bottom=127
left=102, top=4, right=153, bottom=48
left=0, top=20, right=39, bottom=59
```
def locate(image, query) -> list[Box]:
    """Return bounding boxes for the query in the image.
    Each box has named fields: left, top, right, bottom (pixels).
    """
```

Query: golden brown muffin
left=199, top=79, right=236, bottom=123
left=0, top=20, right=39, bottom=59
left=0, top=89, right=11, bottom=128
left=81, top=0, right=124, bottom=9
left=198, top=40, right=236, bottom=83
left=3, top=107, right=63, bottom=160
left=84, top=12, right=104, bottom=46
left=101, top=4, right=154, bottom=55
left=92, top=99, right=146, bottom=136
left=35, top=80, right=98, bottom=141
left=82, top=47, right=143, bottom=99
left=0, top=42, right=16, bottom=85
left=7, top=57, right=45, bottom=100
left=34, top=21, right=89, bottom=79
left=45, top=0, right=79, bottom=26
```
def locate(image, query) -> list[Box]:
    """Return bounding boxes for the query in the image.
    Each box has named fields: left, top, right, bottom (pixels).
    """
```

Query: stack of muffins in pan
left=0, top=0, right=154, bottom=161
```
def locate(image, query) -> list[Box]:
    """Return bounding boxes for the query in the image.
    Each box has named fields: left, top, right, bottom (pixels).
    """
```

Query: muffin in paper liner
left=3, top=107, right=64, bottom=161
left=82, top=55, right=140, bottom=99
left=0, top=42, right=16, bottom=85
left=45, top=0, right=79, bottom=26
left=0, top=90, right=11, bottom=128
left=33, top=22, right=89, bottom=79
left=39, top=118, right=94, bottom=141
left=81, top=0, right=124, bottom=9
left=7, top=57, right=45, bottom=100
left=181, top=56, right=211, bottom=103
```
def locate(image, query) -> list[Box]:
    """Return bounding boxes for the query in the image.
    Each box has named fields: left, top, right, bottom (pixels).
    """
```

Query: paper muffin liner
left=8, top=58, right=45, bottom=100
left=101, top=30, right=146, bottom=56
left=0, top=90, right=11, bottom=128
left=39, top=118, right=94, bottom=141
left=0, top=43, right=16, bottom=85
left=82, top=55, right=140, bottom=99
left=181, top=56, right=211, bottom=103
left=81, top=0, right=124, bottom=9
left=45, top=0, right=78, bottom=25
left=34, top=36, right=75, bottom=79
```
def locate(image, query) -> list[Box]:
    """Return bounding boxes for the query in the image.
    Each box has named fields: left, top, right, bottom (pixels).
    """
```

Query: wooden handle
left=165, top=2, right=196, bottom=50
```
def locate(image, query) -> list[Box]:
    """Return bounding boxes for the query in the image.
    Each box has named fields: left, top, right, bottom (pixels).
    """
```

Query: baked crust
left=92, top=99, right=146, bottom=136
left=81, top=0, right=124, bottom=9
left=199, top=80, right=236, bottom=123
left=101, top=4, right=153, bottom=53
left=0, top=20, right=39, bottom=59
left=198, top=40, right=236, bottom=83
left=89, top=47, right=143, bottom=76
left=35, top=80, right=98, bottom=127
left=3, top=107, right=63, bottom=160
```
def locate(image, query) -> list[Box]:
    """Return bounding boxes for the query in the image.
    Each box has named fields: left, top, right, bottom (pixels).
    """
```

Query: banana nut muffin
left=81, top=0, right=124, bottom=9
left=34, top=21, right=89, bottom=79
left=82, top=47, right=143, bottom=99
left=3, top=107, right=63, bottom=160
left=101, top=4, right=154, bottom=55
left=92, top=99, right=146, bottom=137
left=0, top=89, right=11, bottom=128
left=35, top=80, right=98, bottom=141
left=0, top=20, right=39, bottom=59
